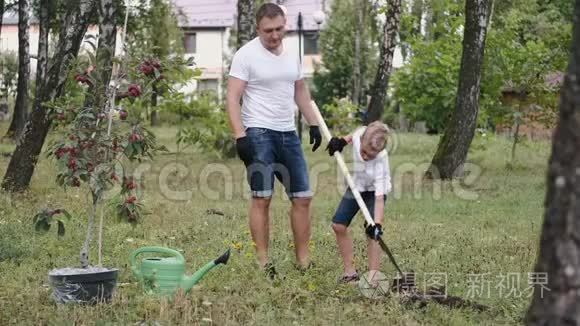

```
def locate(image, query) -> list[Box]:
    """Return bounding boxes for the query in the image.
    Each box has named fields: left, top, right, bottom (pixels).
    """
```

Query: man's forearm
left=295, top=82, right=318, bottom=126
left=226, top=99, right=245, bottom=139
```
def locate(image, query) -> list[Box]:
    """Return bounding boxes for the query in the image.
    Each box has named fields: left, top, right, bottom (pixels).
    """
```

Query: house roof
left=2, top=11, right=19, bottom=25
left=173, top=0, right=328, bottom=30
left=2, top=10, right=38, bottom=25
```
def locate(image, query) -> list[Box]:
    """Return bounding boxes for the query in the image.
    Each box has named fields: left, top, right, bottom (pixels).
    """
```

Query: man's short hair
left=256, top=3, right=285, bottom=24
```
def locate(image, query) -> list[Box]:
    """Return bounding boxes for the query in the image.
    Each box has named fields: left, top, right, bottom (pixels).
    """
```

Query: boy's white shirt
left=350, top=127, right=392, bottom=196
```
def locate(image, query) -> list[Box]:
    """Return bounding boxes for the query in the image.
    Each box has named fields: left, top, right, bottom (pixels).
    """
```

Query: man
left=226, top=3, right=321, bottom=276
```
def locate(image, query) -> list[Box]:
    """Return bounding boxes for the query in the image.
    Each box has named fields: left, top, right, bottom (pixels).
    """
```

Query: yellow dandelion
left=232, top=242, right=243, bottom=250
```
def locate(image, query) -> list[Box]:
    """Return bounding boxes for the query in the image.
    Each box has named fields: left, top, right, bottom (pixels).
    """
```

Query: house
left=172, top=0, right=330, bottom=97
left=2, top=0, right=403, bottom=98
left=0, top=11, right=121, bottom=77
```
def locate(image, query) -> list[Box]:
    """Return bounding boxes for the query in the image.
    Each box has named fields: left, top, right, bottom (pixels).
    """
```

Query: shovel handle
left=311, top=101, right=375, bottom=227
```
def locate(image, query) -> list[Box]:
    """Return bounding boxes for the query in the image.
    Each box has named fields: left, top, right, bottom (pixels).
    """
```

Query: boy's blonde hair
left=362, top=121, right=391, bottom=152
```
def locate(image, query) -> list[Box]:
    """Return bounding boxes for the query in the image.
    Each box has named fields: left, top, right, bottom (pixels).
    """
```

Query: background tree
left=426, top=0, right=493, bottom=179
left=0, top=52, right=18, bottom=97
left=5, top=0, right=30, bottom=140
left=351, top=0, right=366, bottom=106
left=2, top=0, right=96, bottom=192
left=399, top=0, right=423, bottom=61
left=482, top=0, right=571, bottom=161
left=0, top=0, right=4, bottom=52
left=365, top=0, right=402, bottom=124
left=237, top=0, right=255, bottom=49
left=393, top=0, right=572, bottom=134
left=32, top=0, right=50, bottom=139
left=525, top=1, right=580, bottom=323
left=312, top=0, right=378, bottom=109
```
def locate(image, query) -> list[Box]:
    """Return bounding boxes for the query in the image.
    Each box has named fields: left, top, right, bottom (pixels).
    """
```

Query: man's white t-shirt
left=350, top=127, right=392, bottom=196
left=229, top=37, right=303, bottom=132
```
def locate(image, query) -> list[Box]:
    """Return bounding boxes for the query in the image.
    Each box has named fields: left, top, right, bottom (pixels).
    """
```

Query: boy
left=326, top=121, right=392, bottom=284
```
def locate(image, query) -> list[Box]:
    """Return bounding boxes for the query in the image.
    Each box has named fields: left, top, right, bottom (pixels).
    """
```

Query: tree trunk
left=425, top=0, right=492, bottom=180
left=424, top=1, right=441, bottom=41
left=352, top=0, right=363, bottom=106
left=1, top=0, right=96, bottom=193
left=35, top=0, right=50, bottom=97
left=82, top=0, right=116, bottom=111
left=0, top=0, right=4, bottom=54
left=5, top=0, right=30, bottom=140
left=525, top=1, right=580, bottom=323
left=236, top=0, right=255, bottom=50
left=28, top=0, right=50, bottom=165
left=365, top=0, right=402, bottom=124
left=96, top=0, right=117, bottom=108
left=80, top=192, right=98, bottom=268
left=150, top=83, right=158, bottom=126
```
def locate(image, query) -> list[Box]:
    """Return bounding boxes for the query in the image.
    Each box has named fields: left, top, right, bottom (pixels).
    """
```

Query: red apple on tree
left=128, top=84, right=141, bottom=97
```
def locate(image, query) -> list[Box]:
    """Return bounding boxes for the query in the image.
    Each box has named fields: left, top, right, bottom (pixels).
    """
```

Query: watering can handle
left=130, top=246, right=185, bottom=279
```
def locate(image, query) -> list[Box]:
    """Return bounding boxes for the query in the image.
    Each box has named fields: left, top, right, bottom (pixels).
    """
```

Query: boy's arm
left=373, top=155, right=391, bottom=225
left=343, top=133, right=354, bottom=144
left=374, top=197, right=384, bottom=225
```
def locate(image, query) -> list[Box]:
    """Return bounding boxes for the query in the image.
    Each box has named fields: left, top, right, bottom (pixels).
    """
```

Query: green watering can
left=130, top=246, right=231, bottom=295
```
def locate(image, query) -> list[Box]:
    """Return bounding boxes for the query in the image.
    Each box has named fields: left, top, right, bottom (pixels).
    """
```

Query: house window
left=184, top=33, right=197, bottom=54
left=198, top=79, right=219, bottom=93
left=303, top=33, right=319, bottom=55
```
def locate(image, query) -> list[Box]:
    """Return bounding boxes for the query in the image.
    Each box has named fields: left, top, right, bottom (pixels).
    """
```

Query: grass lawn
left=0, top=121, right=550, bottom=325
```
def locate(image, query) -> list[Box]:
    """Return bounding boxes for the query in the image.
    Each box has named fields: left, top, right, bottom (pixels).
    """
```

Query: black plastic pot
left=48, top=268, right=118, bottom=304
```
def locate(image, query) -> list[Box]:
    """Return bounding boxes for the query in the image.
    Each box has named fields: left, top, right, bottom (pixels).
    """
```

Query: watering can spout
left=214, top=248, right=231, bottom=265
left=180, top=249, right=231, bottom=293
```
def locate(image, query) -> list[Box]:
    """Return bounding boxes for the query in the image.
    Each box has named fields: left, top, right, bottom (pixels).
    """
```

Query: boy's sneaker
left=338, top=272, right=360, bottom=284
left=295, top=261, right=315, bottom=273
left=263, top=262, right=278, bottom=280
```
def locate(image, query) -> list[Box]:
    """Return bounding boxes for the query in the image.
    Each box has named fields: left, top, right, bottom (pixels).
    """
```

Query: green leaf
left=35, top=220, right=50, bottom=233
left=57, top=221, right=65, bottom=237
left=124, top=143, right=135, bottom=158
left=134, top=142, right=143, bottom=156
left=61, top=210, right=72, bottom=220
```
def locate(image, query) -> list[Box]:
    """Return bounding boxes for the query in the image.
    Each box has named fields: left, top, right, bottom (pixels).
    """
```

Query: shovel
left=311, top=101, right=416, bottom=292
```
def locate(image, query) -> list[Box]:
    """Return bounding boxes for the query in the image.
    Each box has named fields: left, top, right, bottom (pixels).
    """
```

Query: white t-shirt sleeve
left=297, top=58, right=304, bottom=80
left=229, top=50, right=250, bottom=81
left=373, top=152, right=392, bottom=196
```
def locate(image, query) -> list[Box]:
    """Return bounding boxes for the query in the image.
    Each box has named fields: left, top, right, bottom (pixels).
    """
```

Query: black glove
left=309, top=126, right=322, bottom=152
left=365, top=223, right=383, bottom=240
left=236, top=136, right=253, bottom=164
left=326, top=137, right=347, bottom=156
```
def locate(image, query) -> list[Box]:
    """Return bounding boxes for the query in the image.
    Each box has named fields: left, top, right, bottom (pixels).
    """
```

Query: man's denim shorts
left=332, top=189, right=387, bottom=226
left=245, top=127, right=312, bottom=199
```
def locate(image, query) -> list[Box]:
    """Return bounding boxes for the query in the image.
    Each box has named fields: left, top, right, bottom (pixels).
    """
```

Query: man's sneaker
left=338, top=272, right=360, bottom=284
left=263, top=262, right=278, bottom=280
